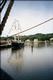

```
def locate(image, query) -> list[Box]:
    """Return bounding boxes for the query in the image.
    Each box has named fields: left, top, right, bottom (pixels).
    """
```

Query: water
left=1, top=42, right=53, bottom=80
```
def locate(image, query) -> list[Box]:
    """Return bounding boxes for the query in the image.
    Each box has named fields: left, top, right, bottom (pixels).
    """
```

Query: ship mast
left=14, top=20, right=21, bottom=42
left=7, top=19, right=21, bottom=42
left=17, top=21, right=20, bottom=42
left=13, top=24, right=17, bottom=41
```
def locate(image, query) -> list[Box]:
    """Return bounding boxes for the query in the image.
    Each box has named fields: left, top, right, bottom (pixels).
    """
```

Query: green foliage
left=1, top=33, right=53, bottom=41
left=21, top=33, right=53, bottom=41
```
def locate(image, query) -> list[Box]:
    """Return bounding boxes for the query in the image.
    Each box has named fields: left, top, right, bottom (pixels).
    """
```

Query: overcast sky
left=1, top=1, right=53, bottom=37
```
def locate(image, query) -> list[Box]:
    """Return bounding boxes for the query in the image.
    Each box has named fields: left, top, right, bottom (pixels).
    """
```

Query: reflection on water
left=8, top=48, right=24, bottom=71
left=1, top=41, right=53, bottom=80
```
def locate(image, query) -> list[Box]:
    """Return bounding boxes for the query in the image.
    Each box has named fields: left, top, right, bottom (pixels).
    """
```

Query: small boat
left=0, top=40, right=11, bottom=49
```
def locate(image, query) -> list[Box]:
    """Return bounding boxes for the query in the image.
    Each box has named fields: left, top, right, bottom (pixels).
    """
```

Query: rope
left=10, top=17, right=53, bottom=36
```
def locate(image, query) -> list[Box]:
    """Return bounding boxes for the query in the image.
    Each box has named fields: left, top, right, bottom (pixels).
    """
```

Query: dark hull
left=11, top=42, right=24, bottom=49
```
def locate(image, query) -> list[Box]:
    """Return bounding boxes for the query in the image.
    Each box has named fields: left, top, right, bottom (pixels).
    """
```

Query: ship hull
left=11, top=41, right=24, bottom=49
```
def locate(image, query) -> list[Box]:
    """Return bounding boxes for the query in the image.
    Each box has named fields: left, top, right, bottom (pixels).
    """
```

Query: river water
left=1, top=42, right=53, bottom=80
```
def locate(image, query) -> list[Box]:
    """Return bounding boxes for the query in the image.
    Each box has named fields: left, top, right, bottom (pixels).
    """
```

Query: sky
left=1, top=1, right=53, bottom=37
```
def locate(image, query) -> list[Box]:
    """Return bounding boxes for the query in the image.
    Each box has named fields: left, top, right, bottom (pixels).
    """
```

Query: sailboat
left=11, top=20, right=24, bottom=49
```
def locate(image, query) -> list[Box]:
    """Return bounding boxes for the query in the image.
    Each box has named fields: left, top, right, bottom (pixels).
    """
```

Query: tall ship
left=9, top=20, right=24, bottom=49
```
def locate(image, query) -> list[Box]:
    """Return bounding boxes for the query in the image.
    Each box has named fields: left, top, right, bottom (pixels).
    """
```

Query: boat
left=8, top=19, right=24, bottom=49
left=0, top=40, right=11, bottom=49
